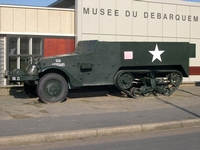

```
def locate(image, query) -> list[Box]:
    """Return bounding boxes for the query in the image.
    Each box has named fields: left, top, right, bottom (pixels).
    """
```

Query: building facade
left=0, top=4, right=75, bottom=85
left=75, top=0, right=200, bottom=82
left=1, top=0, right=200, bottom=85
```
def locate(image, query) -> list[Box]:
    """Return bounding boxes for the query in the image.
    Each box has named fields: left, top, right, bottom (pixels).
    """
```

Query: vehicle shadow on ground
left=8, top=86, right=124, bottom=103
left=9, top=87, right=30, bottom=99
left=68, top=86, right=124, bottom=99
left=177, top=89, right=200, bottom=97
left=156, top=97, right=200, bottom=118
left=195, top=82, right=200, bottom=86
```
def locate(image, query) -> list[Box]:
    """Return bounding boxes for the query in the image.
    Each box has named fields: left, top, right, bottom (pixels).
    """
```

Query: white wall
left=0, top=5, right=75, bottom=36
left=76, top=0, right=200, bottom=82
left=76, top=0, right=200, bottom=40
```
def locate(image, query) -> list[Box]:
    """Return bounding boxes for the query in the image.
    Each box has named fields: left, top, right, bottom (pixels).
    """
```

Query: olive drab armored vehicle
left=5, top=40, right=196, bottom=103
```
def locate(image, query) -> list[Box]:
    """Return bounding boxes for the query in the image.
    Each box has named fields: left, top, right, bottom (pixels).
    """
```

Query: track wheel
left=162, top=87, right=171, bottom=96
left=130, top=87, right=141, bottom=98
left=37, top=73, right=68, bottom=103
left=141, top=86, right=151, bottom=97
left=153, top=91, right=160, bottom=97
left=169, top=72, right=182, bottom=86
left=115, top=72, right=133, bottom=90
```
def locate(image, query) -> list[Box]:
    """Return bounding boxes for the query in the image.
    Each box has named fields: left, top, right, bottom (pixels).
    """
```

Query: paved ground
left=0, top=85, right=199, bottom=146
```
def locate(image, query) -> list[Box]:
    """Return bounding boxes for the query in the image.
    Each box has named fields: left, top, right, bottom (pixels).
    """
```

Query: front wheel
left=37, top=73, right=68, bottom=103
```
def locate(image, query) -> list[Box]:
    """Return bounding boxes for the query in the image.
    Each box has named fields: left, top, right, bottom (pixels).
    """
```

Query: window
left=33, top=38, right=42, bottom=55
left=20, top=37, right=29, bottom=54
left=8, top=36, right=43, bottom=72
left=9, top=37, right=17, bottom=55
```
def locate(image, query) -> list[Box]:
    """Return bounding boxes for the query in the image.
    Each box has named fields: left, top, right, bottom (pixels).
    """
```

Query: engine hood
left=39, top=53, right=80, bottom=68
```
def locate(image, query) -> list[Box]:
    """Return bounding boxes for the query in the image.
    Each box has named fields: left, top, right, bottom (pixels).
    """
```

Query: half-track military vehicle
left=5, top=40, right=196, bottom=103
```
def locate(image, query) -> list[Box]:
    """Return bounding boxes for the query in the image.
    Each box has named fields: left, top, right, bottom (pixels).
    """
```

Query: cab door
left=79, top=53, right=95, bottom=85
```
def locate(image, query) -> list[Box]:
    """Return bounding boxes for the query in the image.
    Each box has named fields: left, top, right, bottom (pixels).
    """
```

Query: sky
left=185, top=0, right=200, bottom=2
left=0, top=0, right=199, bottom=7
left=0, top=0, right=57, bottom=7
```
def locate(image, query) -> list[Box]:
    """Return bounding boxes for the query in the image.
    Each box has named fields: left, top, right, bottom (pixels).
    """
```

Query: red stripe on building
left=44, top=37, right=75, bottom=57
left=189, top=67, right=200, bottom=75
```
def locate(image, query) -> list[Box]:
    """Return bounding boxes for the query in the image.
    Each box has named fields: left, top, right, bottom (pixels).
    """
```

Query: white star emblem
left=149, top=44, right=165, bottom=62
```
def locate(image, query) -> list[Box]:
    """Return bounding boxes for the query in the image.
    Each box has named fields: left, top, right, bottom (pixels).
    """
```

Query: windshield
left=75, top=40, right=98, bottom=53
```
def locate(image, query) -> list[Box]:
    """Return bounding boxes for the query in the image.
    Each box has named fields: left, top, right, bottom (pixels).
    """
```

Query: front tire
left=37, top=73, right=68, bottom=103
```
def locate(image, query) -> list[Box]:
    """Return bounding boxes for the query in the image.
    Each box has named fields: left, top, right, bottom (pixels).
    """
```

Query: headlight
left=25, top=58, right=40, bottom=75
left=34, top=58, right=40, bottom=66
left=27, top=65, right=38, bottom=75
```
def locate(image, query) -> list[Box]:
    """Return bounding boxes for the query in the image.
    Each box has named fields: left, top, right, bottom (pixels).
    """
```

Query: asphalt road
left=0, top=86, right=199, bottom=137
left=2, top=126, right=200, bottom=150
left=0, top=85, right=200, bottom=121
left=0, top=85, right=200, bottom=147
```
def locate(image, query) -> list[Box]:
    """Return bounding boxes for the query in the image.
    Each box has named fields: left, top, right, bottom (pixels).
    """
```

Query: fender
left=38, top=66, right=83, bottom=88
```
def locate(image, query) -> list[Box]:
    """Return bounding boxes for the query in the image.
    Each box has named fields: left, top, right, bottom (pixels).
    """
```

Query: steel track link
left=114, top=70, right=183, bottom=99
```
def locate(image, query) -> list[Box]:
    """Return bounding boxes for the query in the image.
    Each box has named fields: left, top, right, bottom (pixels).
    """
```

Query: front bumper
left=4, top=69, right=39, bottom=82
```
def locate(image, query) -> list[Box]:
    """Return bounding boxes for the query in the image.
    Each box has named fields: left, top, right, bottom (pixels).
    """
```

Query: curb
left=0, top=119, right=200, bottom=147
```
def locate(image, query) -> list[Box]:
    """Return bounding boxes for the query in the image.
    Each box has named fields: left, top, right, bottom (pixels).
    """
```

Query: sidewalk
left=0, top=85, right=199, bottom=146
